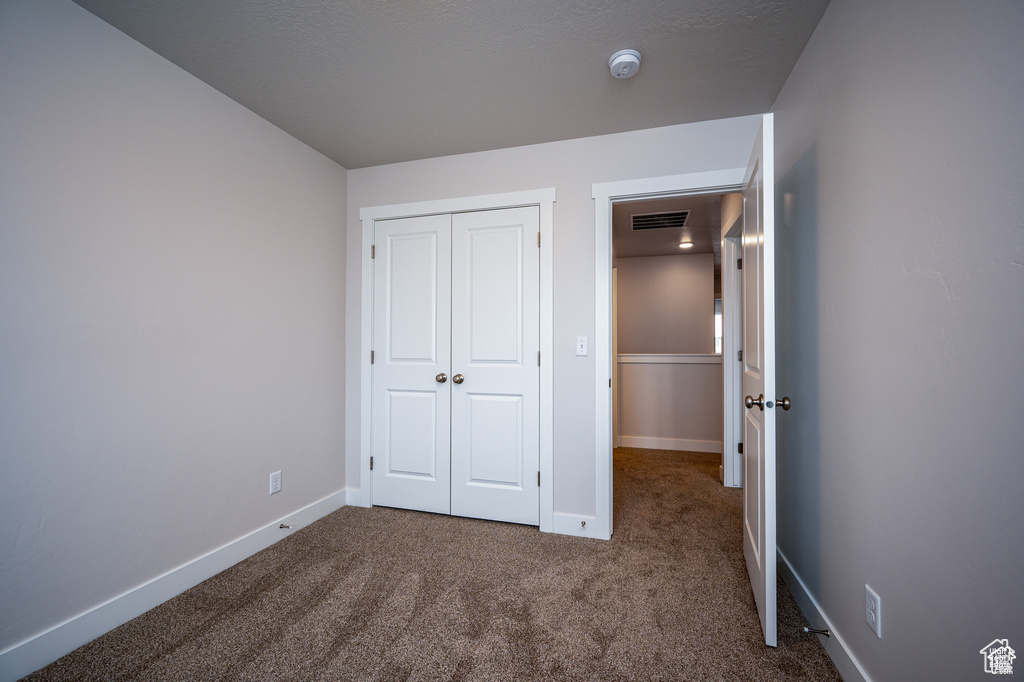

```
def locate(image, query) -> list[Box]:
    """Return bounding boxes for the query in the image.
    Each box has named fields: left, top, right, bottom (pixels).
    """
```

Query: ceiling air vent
left=631, top=210, right=690, bottom=230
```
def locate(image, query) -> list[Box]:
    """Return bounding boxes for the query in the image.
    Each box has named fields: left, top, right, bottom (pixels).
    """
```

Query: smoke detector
left=609, top=49, right=641, bottom=79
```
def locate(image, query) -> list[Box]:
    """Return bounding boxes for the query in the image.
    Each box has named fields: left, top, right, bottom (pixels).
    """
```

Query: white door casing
left=371, top=214, right=453, bottom=515
left=741, top=114, right=777, bottom=647
left=450, top=207, right=540, bottom=525
left=593, top=168, right=747, bottom=541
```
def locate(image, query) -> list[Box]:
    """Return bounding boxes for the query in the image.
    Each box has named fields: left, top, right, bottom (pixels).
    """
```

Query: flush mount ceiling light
left=609, top=49, right=641, bottom=79
left=679, top=242, right=693, bottom=249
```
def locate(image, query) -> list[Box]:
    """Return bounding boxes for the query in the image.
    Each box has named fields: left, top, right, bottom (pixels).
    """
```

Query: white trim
left=359, top=188, right=556, bottom=223
left=721, top=235, right=743, bottom=488
left=778, top=550, right=872, bottom=682
left=345, top=488, right=362, bottom=506
left=358, top=189, right=556, bottom=528
left=552, top=512, right=599, bottom=538
left=0, top=490, right=347, bottom=682
left=617, top=354, right=722, bottom=365
left=358, top=207, right=374, bottom=507
left=618, top=436, right=722, bottom=453
left=593, top=169, right=746, bottom=541
left=539, top=200, right=554, bottom=532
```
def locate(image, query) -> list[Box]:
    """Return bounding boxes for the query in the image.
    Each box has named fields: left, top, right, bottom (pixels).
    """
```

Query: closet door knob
left=452, top=374, right=465, bottom=384
left=744, top=394, right=764, bottom=411
left=435, top=373, right=447, bottom=383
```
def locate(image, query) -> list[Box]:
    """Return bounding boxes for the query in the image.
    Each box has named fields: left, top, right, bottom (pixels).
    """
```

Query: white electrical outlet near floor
left=865, top=584, right=882, bottom=638
left=269, top=471, right=282, bottom=495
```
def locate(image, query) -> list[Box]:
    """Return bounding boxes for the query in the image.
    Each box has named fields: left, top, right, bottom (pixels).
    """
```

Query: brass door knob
left=744, top=394, right=764, bottom=411
left=452, top=374, right=465, bottom=384
left=435, top=373, right=447, bottom=383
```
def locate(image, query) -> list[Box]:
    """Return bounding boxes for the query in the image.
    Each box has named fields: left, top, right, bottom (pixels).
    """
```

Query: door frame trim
left=592, top=170, right=745, bottom=540
left=358, top=188, right=556, bottom=532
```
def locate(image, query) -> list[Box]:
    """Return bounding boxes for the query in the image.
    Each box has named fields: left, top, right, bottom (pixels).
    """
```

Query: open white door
left=741, top=113, right=777, bottom=646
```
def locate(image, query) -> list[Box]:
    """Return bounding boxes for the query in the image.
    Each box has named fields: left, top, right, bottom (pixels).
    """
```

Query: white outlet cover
left=865, top=584, right=882, bottom=638
left=270, top=471, right=282, bottom=495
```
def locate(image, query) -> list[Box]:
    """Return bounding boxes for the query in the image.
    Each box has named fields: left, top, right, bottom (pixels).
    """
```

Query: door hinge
left=737, top=258, right=742, bottom=269
left=370, top=456, right=374, bottom=470
left=738, top=442, right=743, bottom=454
left=371, top=350, right=375, bottom=364
left=371, top=244, right=375, bottom=259
left=537, top=471, right=541, bottom=487
left=737, top=349, right=743, bottom=362
left=537, top=232, right=541, bottom=248
left=538, top=350, right=541, bottom=366
left=609, top=378, right=612, bottom=387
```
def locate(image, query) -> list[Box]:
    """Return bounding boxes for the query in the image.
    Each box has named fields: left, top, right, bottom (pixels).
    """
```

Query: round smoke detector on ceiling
left=609, top=49, right=641, bottom=79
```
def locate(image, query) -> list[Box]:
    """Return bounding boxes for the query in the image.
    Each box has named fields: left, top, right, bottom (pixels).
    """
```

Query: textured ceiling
left=71, top=0, right=830, bottom=169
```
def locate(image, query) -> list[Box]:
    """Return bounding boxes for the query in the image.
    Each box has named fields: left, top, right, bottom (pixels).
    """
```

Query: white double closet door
left=371, top=206, right=540, bottom=526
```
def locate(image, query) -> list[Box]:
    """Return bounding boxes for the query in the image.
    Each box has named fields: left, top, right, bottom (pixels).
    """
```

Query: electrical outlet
left=269, top=471, right=282, bottom=495
left=865, top=585, right=882, bottom=638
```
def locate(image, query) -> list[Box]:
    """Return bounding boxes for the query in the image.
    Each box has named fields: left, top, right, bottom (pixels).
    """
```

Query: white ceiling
left=71, top=0, right=830, bottom=169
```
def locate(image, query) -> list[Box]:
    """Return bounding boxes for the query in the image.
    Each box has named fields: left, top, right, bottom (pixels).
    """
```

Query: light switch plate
left=576, top=336, right=588, bottom=356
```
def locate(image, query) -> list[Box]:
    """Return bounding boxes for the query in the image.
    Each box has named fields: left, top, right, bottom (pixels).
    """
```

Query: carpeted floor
left=25, top=448, right=841, bottom=681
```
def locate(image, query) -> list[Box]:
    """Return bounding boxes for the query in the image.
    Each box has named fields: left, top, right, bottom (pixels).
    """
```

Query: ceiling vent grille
left=631, top=210, right=690, bottom=230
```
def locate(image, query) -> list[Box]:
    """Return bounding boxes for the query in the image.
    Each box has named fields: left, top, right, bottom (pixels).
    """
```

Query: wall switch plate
left=576, top=336, right=588, bottom=356
left=269, top=471, right=282, bottom=495
left=865, top=584, right=882, bottom=638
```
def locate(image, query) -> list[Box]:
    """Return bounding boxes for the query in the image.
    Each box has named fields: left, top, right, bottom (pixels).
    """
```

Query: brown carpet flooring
left=25, top=448, right=841, bottom=681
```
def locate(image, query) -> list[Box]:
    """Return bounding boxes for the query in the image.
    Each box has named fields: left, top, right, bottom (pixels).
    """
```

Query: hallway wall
left=616, top=254, right=715, bottom=354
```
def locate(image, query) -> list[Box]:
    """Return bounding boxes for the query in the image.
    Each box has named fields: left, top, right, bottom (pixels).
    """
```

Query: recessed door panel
left=468, top=226, right=522, bottom=364
left=743, top=409, right=762, bottom=560
left=388, top=233, right=438, bottom=362
left=466, top=393, right=523, bottom=488
left=386, top=390, right=438, bottom=478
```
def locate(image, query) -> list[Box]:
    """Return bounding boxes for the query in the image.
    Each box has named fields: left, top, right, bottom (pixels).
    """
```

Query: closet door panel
left=450, top=207, right=540, bottom=525
left=371, top=214, right=452, bottom=515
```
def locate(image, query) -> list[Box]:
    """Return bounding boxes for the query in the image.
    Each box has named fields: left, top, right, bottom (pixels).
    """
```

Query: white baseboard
left=345, top=487, right=362, bottom=506
left=618, top=436, right=722, bottom=454
left=550, top=512, right=600, bottom=539
left=0, top=489, right=348, bottom=682
left=778, top=549, right=871, bottom=682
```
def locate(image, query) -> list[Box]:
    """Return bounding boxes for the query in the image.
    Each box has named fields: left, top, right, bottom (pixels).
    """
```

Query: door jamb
left=592, top=170, right=745, bottom=540
left=721, top=229, right=743, bottom=488
left=358, top=188, right=556, bottom=532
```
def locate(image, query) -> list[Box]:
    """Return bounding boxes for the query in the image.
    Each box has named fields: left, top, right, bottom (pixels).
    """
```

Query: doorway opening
left=594, top=114, right=776, bottom=646
left=592, top=169, right=747, bottom=542
left=611, top=192, right=738, bottom=481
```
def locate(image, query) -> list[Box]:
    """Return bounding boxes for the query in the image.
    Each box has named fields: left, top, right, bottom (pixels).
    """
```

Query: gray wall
left=616, top=254, right=715, bottom=354
left=0, top=0, right=348, bottom=653
left=772, top=0, right=1024, bottom=679
left=347, top=117, right=761, bottom=517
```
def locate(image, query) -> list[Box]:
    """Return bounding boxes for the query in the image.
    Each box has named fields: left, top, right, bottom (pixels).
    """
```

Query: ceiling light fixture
left=679, top=242, right=693, bottom=249
left=609, top=49, right=641, bottom=79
